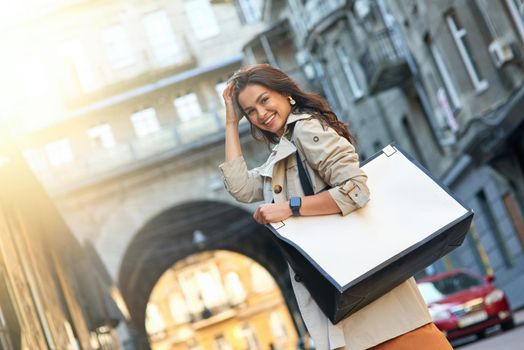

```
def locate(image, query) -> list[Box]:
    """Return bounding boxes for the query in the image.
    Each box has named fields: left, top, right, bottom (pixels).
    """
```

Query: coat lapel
left=257, top=112, right=312, bottom=179
left=272, top=137, right=297, bottom=165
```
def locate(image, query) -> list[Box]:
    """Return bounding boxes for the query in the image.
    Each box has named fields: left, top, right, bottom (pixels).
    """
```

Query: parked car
left=417, top=269, right=515, bottom=340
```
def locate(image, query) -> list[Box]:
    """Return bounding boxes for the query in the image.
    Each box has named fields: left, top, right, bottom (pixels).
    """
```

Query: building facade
left=388, top=0, right=524, bottom=309
left=0, top=142, right=124, bottom=349
left=146, top=251, right=298, bottom=350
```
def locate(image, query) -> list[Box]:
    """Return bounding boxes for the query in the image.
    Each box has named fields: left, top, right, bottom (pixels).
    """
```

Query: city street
left=3, top=1, right=524, bottom=349
left=452, top=309, right=524, bottom=350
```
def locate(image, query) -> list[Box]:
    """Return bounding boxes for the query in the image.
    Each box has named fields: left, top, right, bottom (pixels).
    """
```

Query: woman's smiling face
left=237, top=84, right=291, bottom=136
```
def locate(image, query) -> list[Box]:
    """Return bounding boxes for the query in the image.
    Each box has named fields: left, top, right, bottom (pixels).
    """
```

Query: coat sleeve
left=218, top=156, right=264, bottom=203
left=294, top=118, right=370, bottom=216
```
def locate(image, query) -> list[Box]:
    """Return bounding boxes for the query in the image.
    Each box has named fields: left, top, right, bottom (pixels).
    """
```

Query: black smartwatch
left=289, top=196, right=302, bottom=216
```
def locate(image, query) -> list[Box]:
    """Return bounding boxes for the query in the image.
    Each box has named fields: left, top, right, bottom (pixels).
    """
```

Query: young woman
left=219, top=64, right=453, bottom=350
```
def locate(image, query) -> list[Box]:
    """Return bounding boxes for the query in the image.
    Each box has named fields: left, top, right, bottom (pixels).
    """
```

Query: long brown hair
left=229, top=64, right=356, bottom=145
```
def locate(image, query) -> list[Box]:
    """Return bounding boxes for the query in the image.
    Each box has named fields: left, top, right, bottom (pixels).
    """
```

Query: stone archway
left=118, top=200, right=305, bottom=349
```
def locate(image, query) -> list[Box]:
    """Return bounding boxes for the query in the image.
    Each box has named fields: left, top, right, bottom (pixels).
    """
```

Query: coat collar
left=272, top=136, right=296, bottom=165
left=285, top=112, right=312, bottom=127
left=258, top=113, right=312, bottom=178
left=271, top=112, right=312, bottom=165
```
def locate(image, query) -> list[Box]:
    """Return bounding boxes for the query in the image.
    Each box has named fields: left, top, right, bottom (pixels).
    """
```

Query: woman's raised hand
left=223, top=82, right=241, bottom=126
left=224, top=81, right=243, bottom=161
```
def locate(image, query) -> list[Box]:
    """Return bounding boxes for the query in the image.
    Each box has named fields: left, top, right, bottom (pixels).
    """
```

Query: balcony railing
left=304, top=0, right=345, bottom=32
left=359, top=28, right=412, bottom=94
left=31, top=109, right=237, bottom=192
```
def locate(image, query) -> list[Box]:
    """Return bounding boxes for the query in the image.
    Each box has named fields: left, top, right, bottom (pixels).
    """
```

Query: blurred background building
left=0, top=142, right=125, bottom=349
left=1, top=0, right=524, bottom=349
left=145, top=251, right=297, bottom=350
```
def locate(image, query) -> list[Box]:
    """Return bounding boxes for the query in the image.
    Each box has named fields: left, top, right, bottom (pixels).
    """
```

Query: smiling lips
left=263, top=114, right=276, bottom=125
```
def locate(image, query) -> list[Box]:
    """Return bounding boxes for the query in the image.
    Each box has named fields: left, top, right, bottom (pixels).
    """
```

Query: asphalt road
left=452, top=309, right=524, bottom=350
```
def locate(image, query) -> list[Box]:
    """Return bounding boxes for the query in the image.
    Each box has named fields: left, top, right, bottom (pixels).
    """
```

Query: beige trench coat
left=219, top=113, right=432, bottom=350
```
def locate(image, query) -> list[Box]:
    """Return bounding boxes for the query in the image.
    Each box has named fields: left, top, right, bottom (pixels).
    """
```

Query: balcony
left=304, top=0, right=345, bottom=30
left=358, top=28, right=412, bottom=94
left=30, top=109, right=238, bottom=193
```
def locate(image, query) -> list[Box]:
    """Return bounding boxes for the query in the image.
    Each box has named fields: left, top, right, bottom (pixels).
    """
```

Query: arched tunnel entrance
left=118, top=201, right=306, bottom=349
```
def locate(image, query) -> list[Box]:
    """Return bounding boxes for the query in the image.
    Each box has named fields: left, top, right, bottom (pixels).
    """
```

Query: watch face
left=290, top=196, right=301, bottom=208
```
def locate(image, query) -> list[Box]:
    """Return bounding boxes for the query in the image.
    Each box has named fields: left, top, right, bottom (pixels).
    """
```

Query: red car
left=417, top=269, right=515, bottom=340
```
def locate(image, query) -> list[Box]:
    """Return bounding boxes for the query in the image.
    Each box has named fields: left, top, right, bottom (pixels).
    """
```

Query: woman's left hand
left=253, top=202, right=292, bottom=225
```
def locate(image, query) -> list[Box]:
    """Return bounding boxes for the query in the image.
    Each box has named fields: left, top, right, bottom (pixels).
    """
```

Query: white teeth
left=264, top=115, right=275, bottom=125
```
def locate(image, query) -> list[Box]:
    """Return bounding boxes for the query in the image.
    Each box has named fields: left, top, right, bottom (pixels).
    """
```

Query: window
left=239, top=325, right=260, bottom=350
left=287, top=3, right=308, bottom=39
left=503, top=191, right=524, bottom=249
left=506, top=0, right=524, bottom=43
left=87, top=124, right=115, bottom=149
left=335, top=46, right=364, bottom=100
left=313, top=61, right=338, bottom=111
left=476, top=191, right=513, bottom=267
left=195, top=267, right=228, bottom=308
left=515, top=0, right=524, bottom=12
left=214, top=334, right=233, bottom=350
left=169, top=293, right=190, bottom=324
left=327, top=64, right=348, bottom=111
left=238, top=0, right=261, bottom=24
left=224, top=271, right=246, bottom=305
left=143, top=10, right=182, bottom=66
left=446, top=12, right=488, bottom=92
left=466, top=224, right=493, bottom=276
left=269, top=312, right=288, bottom=340
left=131, top=108, right=160, bottom=137
left=101, top=25, right=135, bottom=69
left=185, top=0, right=220, bottom=40
left=178, top=263, right=228, bottom=316
left=475, top=0, right=502, bottom=39
left=174, top=93, right=202, bottom=122
left=61, top=41, right=97, bottom=92
left=250, top=264, right=275, bottom=293
left=178, top=272, right=205, bottom=316
left=45, top=139, right=74, bottom=166
left=429, top=43, right=461, bottom=116
left=145, top=303, right=166, bottom=334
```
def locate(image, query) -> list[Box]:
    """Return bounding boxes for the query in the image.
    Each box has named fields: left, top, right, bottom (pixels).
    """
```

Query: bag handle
left=295, top=150, right=315, bottom=196
left=288, top=121, right=315, bottom=196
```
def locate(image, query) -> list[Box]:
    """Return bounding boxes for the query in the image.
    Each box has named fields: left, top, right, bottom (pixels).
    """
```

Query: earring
left=288, top=96, right=296, bottom=105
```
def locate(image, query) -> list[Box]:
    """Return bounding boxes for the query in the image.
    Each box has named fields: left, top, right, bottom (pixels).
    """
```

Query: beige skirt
left=368, top=323, right=453, bottom=350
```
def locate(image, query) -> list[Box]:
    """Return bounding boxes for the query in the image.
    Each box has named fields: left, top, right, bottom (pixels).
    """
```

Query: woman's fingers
left=223, top=82, right=241, bottom=125
left=253, top=206, right=264, bottom=225
left=254, top=203, right=291, bottom=225
left=223, top=82, right=235, bottom=99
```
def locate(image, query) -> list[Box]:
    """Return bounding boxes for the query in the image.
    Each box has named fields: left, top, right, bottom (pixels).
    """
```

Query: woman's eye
left=261, top=97, right=269, bottom=104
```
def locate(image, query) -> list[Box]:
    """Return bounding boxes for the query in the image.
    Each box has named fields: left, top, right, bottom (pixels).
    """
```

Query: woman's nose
left=255, top=106, right=267, bottom=120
